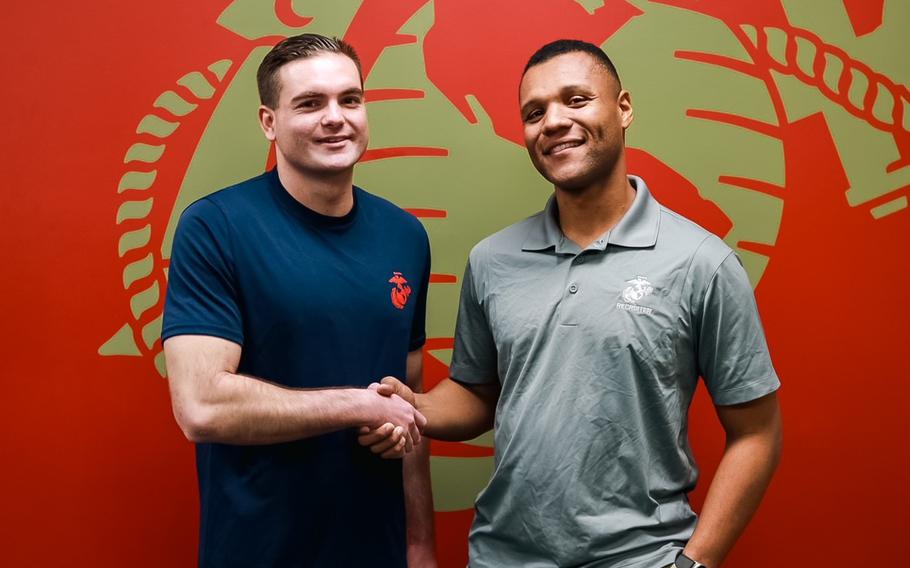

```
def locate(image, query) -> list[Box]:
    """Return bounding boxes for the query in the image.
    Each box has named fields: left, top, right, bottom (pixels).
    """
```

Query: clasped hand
left=359, top=377, right=420, bottom=459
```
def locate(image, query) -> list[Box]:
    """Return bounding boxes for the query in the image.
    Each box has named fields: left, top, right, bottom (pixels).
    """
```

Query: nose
left=321, top=102, right=344, bottom=128
left=541, top=105, right=571, bottom=135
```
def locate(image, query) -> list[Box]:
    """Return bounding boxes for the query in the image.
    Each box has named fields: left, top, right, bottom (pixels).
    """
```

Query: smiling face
left=258, top=53, right=368, bottom=180
left=519, top=51, right=633, bottom=192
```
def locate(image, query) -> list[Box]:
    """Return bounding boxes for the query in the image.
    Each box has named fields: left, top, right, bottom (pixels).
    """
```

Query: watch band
left=675, top=552, right=708, bottom=568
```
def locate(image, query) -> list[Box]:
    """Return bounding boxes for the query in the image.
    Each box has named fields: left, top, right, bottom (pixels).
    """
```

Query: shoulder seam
left=198, top=195, right=238, bottom=275
left=695, top=249, right=738, bottom=332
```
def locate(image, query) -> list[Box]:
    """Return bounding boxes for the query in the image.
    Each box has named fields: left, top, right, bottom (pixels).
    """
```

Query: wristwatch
left=674, top=552, right=708, bottom=568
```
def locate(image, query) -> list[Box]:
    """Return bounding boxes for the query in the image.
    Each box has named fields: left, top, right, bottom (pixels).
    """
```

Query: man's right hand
left=375, top=376, right=415, bottom=405
left=362, top=383, right=424, bottom=458
left=359, top=377, right=419, bottom=458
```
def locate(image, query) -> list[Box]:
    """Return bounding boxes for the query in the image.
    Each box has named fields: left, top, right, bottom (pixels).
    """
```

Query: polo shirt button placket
left=569, top=283, right=578, bottom=294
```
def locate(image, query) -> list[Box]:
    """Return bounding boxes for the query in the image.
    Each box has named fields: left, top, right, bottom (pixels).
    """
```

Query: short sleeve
left=448, top=256, right=499, bottom=384
left=162, top=199, right=244, bottom=345
left=698, top=252, right=780, bottom=406
left=408, top=233, right=431, bottom=351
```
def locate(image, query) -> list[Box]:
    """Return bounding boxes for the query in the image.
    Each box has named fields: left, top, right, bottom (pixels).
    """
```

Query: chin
left=318, top=153, right=363, bottom=171
left=541, top=167, right=589, bottom=190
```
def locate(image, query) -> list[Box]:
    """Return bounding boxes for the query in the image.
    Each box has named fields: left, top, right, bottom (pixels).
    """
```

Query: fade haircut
left=523, top=39, right=621, bottom=87
left=256, top=33, right=363, bottom=108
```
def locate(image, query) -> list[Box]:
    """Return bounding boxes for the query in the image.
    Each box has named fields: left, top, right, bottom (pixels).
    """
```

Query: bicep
left=715, top=391, right=782, bottom=442
left=436, top=378, right=500, bottom=416
left=460, top=380, right=500, bottom=411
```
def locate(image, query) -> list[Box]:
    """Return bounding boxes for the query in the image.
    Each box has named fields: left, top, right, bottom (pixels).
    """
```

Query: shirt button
left=569, top=283, right=578, bottom=294
left=576, top=256, right=585, bottom=264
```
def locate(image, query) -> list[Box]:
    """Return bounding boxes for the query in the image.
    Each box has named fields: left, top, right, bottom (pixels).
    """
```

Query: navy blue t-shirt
left=162, top=169, right=430, bottom=567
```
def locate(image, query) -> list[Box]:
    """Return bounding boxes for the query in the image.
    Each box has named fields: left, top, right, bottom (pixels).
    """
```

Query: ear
left=258, top=105, right=277, bottom=141
left=617, top=89, right=633, bottom=129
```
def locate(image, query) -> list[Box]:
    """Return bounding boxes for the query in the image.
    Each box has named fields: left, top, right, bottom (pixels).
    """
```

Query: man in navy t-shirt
left=162, top=34, right=436, bottom=567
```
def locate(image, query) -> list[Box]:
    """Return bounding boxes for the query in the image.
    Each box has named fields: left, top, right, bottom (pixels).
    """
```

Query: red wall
left=1, top=1, right=906, bottom=565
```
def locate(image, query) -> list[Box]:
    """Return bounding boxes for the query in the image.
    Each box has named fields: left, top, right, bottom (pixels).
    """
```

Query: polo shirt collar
left=521, top=175, right=660, bottom=253
left=521, top=194, right=565, bottom=252
left=609, top=175, right=660, bottom=248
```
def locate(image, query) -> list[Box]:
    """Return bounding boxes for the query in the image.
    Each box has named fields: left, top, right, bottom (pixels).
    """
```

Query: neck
left=275, top=158, right=355, bottom=217
left=554, top=159, right=634, bottom=249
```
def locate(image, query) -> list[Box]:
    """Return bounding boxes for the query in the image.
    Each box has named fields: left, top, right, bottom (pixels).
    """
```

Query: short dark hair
left=256, top=33, right=362, bottom=108
left=523, top=39, right=621, bottom=86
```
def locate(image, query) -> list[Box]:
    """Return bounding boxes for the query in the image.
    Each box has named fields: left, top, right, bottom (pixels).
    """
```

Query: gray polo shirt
left=449, top=176, right=780, bottom=568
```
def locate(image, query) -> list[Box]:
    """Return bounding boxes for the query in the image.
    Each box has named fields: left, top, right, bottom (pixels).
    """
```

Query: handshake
left=358, top=377, right=424, bottom=459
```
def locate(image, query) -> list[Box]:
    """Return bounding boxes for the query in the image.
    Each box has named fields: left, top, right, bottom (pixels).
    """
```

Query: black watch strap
left=675, top=552, right=708, bottom=568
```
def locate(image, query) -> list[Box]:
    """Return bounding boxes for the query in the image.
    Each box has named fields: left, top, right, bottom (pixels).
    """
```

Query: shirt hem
left=161, top=325, right=243, bottom=346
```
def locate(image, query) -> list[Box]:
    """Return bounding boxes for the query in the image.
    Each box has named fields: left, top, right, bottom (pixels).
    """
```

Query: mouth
left=317, top=135, right=351, bottom=145
left=544, top=139, right=584, bottom=155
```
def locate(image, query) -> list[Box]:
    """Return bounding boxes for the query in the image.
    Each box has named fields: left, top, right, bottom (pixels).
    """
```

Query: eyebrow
left=339, top=87, right=364, bottom=97
left=289, top=87, right=364, bottom=104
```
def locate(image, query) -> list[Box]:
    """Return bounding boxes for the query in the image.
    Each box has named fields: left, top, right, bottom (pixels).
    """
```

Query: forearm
left=417, top=379, right=497, bottom=441
left=683, top=430, right=781, bottom=565
left=403, top=436, right=436, bottom=565
left=400, top=347, right=436, bottom=566
left=176, top=370, right=373, bottom=445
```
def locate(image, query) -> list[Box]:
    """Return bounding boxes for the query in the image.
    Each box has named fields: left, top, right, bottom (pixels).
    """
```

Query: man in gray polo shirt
left=362, top=39, right=782, bottom=568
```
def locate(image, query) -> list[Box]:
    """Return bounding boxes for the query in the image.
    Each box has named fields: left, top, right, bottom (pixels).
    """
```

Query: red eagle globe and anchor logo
left=388, top=271, right=412, bottom=310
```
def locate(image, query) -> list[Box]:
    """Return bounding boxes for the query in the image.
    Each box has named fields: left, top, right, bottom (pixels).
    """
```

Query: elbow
left=764, top=401, right=784, bottom=471
left=169, top=370, right=234, bottom=443
left=771, top=417, right=784, bottom=470
left=755, top=415, right=784, bottom=473
left=174, top=401, right=219, bottom=443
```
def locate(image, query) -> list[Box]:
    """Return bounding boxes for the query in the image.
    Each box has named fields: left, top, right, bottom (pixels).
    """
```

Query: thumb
left=379, top=376, right=404, bottom=395
left=375, top=383, right=396, bottom=397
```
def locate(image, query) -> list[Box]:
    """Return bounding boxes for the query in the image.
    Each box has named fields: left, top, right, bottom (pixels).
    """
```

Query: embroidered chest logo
left=617, top=276, right=655, bottom=315
left=389, top=272, right=412, bottom=310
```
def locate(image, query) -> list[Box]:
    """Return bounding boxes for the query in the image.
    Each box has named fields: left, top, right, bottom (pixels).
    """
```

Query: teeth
left=550, top=141, right=581, bottom=154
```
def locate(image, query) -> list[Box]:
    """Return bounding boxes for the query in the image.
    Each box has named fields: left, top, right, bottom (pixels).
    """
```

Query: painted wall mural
left=1, top=0, right=906, bottom=565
